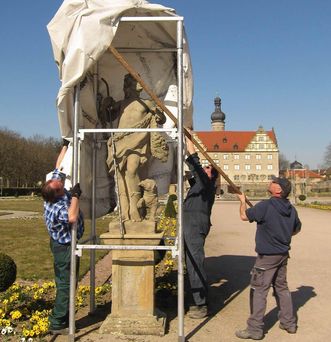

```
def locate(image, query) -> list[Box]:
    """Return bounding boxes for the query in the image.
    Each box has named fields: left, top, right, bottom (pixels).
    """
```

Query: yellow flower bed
left=155, top=208, right=179, bottom=295
left=0, top=281, right=111, bottom=340
left=297, top=203, right=331, bottom=210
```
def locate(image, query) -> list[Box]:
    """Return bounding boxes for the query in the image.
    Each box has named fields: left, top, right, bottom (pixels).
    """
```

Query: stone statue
left=102, top=74, right=168, bottom=223
left=137, top=178, right=158, bottom=222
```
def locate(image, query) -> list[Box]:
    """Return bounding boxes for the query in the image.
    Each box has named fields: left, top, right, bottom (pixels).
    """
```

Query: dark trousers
left=247, top=254, right=296, bottom=334
left=49, top=239, right=79, bottom=330
left=184, top=213, right=210, bottom=306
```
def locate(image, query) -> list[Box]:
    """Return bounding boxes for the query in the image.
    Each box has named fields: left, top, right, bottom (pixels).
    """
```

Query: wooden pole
left=108, top=46, right=253, bottom=207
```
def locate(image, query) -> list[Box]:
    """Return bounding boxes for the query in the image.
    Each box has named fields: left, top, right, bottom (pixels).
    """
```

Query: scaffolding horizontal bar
left=80, top=128, right=177, bottom=133
left=117, top=48, right=177, bottom=53
left=120, top=16, right=183, bottom=22
left=76, top=244, right=176, bottom=251
left=79, top=236, right=177, bottom=244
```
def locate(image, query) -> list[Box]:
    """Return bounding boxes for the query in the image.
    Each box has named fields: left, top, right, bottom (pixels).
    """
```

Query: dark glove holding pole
left=70, top=183, right=82, bottom=199
left=62, top=138, right=70, bottom=147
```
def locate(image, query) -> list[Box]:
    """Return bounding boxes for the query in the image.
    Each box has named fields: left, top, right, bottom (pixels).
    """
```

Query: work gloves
left=70, top=183, right=82, bottom=199
left=62, top=138, right=70, bottom=147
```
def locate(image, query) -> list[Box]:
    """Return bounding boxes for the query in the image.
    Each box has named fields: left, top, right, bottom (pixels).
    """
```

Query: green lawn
left=0, top=198, right=112, bottom=280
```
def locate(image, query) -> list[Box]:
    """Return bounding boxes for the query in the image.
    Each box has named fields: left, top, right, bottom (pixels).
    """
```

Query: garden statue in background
left=102, top=74, right=168, bottom=223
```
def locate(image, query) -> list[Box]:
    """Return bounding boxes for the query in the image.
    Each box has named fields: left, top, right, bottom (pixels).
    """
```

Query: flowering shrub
left=297, top=202, right=331, bottom=210
left=156, top=209, right=178, bottom=294
left=0, top=282, right=111, bottom=340
left=158, top=212, right=177, bottom=239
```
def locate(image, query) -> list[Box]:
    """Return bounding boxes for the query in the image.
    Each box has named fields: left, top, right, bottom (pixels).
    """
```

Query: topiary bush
left=0, top=252, right=17, bottom=292
left=298, top=194, right=306, bottom=201
left=164, top=194, right=177, bottom=218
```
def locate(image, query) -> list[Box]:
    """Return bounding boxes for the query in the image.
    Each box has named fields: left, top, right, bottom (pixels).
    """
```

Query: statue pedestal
left=99, top=228, right=166, bottom=336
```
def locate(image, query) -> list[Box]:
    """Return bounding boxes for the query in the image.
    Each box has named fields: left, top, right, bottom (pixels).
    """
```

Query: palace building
left=193, top=96, right=279, bottom=195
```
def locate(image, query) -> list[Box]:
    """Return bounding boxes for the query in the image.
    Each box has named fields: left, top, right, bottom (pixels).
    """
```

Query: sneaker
left=235, top=329, right=263, bottom=340
left=279, top=323, right=297, bottom=334
left=187, top=305, right=208, bottom=319
left=49, top=327, right=69, bottom=335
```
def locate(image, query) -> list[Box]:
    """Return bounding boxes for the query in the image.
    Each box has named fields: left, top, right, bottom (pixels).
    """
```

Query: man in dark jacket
left=235, top=176, right=301, bottom=340
left=183, top=133, right=218, bottom=319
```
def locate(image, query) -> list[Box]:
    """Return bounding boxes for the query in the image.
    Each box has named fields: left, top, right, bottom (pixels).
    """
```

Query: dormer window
left=223, top=137, right=227, bottom=143
left=233, top=144, right=238, bottom=150
left=213, top=144, right=219, bottom=150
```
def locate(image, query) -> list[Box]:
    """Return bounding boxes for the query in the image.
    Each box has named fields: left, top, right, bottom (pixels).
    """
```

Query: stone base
left=98, top=230, right=166, bottom=337
left=109, top=220, right=157, bottom=234
left=99, top=312, right=166, bottom=336
left=100, top=229, right=164, bottom=245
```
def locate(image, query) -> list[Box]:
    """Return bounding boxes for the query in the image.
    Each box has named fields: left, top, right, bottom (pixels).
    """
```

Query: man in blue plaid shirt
left=41, top=139, right=84, bottom=335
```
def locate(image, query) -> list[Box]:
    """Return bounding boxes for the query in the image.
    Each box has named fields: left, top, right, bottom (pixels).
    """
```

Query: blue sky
left=0, top=1, right=330, bottom=168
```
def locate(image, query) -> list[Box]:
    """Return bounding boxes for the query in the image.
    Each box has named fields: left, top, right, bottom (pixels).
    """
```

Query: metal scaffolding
left=68, top=16, right=186, bottom=342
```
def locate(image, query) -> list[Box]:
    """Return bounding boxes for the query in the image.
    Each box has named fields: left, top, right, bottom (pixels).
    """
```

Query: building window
left=245, top=154, right=250, bottom=160
left=245, top=164, right=251, bottom=170
left=233, top=144, right=239, bottom=150
left=213, top=144, right=219, bottom=150
left=201, top=159, right=208, bottom=166
left=223, top=137, right=228, bottom=143
left=234, top=154, right=239, bottom=160
left=224, top=164, right=229, bottom=170
left=268, top=175, right=272, bottom=180
left=267, top=154, right=273, bottom=160
left=256, top=164, right=262, bottom=170
left=214, top=154, right=218, bottom=158
left=213, top=159, right=219, bottom=165
left=234, top=175, right=240, bottom=181
left=223, top=154, right=229, bottom=160
left=256, top=154, right=261, bottom=160
left=267, top=164, right=273, bottom=170
left=258, top=136, right=265, bottom=142
left=259, top=144, right=265, bottom=149
left=234, top=164, right=240, bottom=170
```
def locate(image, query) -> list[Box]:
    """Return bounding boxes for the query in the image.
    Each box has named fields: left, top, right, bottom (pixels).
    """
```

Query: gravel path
left=0, top=210, right=40, bottom=219
left=50, top=201, right=331, bottom=341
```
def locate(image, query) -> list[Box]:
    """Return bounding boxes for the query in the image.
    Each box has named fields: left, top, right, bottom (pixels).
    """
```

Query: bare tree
left=279, top=153, right=290, bottom=170
left=323, top=142, right=331, bottom=168
left=0, top=128, right=61, bottom=187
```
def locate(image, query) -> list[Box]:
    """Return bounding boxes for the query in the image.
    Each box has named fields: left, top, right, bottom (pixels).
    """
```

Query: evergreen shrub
left=0, top=253, right=17, bottom=292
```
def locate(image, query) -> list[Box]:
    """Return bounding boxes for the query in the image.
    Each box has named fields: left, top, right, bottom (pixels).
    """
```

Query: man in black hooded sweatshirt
left=235, top=176, right=301, bottom=340
left=183, top=133, right=218, bottom=319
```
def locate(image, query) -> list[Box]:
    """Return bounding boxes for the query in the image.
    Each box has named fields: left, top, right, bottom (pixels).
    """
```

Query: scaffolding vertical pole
left=89, top=64, right=98, bottom=313
left=176, top=18, right=185, bottom=342
left=68, top=85, right=80, bottom=341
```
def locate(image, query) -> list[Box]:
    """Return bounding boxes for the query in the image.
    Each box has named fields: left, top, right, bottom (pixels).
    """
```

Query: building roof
left=287, top=169, right=323, bottom=179
left=211, top=96, right=226, bottom=123
left=195, top=130, right=277, bottom=152
left=290, top=160, right=304, bottom=169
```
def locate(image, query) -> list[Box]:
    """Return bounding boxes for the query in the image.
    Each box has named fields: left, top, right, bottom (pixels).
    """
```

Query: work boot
left=235, top=328, right=264, bottom=340
left=279, top=323, right=297, bottom=334
left=187, top=305, right=208, bottom=319
left=49, top=327, right=69, bottom=335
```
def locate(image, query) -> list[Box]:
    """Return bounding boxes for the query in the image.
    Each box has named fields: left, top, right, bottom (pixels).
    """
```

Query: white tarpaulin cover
left=47, top=0, right=194, bottom=218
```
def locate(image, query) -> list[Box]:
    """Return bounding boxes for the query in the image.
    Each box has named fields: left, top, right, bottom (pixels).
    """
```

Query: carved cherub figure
left=137, top=178, right=158, bottom=222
